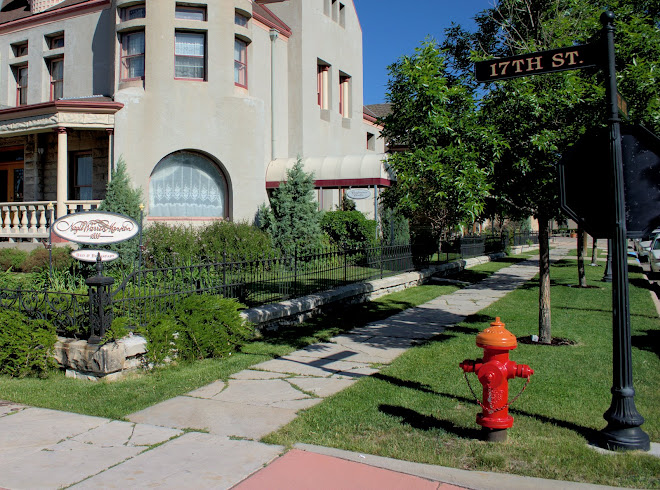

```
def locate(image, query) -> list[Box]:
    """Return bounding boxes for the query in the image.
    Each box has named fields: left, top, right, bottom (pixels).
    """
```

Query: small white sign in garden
left=52, top=211, right=140, bottom=245
left=70, top=250, right=120, bottom=263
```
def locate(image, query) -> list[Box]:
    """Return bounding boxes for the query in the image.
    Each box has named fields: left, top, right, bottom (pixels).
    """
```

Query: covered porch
left=0, top=99, right=123, bottom=241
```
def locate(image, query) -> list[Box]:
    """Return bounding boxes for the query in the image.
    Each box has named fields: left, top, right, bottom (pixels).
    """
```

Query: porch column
left=56, top=127, right=68, bottom=218
left=106, top=128, right=114, bottom=182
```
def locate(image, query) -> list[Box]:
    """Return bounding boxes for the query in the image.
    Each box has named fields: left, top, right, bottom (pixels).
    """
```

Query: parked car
left=649, top=235, right=660, bottom=275
left=635, top=228, right=660, bottom=261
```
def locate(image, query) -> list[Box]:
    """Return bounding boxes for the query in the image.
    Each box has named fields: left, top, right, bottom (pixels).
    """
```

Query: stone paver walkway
left=1, top=244, right=593, bottom=490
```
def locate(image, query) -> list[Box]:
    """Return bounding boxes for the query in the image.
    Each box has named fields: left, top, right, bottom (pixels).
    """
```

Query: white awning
left=266, top=154, right=394, bottom=189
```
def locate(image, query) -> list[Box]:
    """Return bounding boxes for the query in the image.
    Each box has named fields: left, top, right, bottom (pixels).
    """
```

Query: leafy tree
left=260, top=158, right=323, bottom=255
left=98, top=157, right=144, bottom=268
left=379, top=40, right=495, bottom=244
left=443, top=0, right=660, bottom=342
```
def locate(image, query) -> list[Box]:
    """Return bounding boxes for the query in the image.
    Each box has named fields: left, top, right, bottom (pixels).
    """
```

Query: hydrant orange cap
left=476, top=317, right=518, bottom=349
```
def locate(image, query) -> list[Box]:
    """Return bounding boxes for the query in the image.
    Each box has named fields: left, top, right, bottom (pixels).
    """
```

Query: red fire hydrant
left=459, top=317, right=533, bottom=442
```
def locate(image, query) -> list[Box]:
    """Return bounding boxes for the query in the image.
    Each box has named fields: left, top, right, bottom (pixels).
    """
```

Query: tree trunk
left=591, top=238, right=599, bottom=266
left=577, top=226, right=587, bottom=287
left=538, top=215, right=552, bottom=343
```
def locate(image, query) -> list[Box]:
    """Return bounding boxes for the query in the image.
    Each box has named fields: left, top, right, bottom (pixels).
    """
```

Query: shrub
left=0, top=248, right=28, bottom=271
left=0, top=310, right=57, bottom=377
left=137, top=314, right=178, bottom=366
left=20, top=246, right=73, bottom=273
left=144, top=223, right=198, bottom=266
left=196, top=221, right=272, bottom=261
left=321, top=211, right=377, bottom=250
left=174, top=295, right=252, bottom=361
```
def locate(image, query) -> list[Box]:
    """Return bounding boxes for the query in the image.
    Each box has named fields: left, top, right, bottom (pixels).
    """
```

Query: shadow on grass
left=556, top=305, right=659, bottom=321
left=632, top=329, right=660, bottom=359
left=379, top=404, right=482, bottom=439
left=372, top=373, right=600, bottom=443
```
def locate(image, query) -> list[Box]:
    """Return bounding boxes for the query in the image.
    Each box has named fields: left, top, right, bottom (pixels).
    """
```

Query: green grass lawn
left=264, top=260, right=660, bottom=488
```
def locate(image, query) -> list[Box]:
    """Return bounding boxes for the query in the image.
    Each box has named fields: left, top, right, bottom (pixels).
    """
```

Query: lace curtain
left=149, top=151, right=227, bottom=218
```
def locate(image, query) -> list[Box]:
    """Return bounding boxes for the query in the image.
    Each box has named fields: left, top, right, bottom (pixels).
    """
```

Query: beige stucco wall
left=0, top=5, right=114, bottom=106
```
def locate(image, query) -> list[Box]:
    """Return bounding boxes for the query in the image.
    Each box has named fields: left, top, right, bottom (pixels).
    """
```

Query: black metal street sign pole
left=598, top=11, right=650, bottom=451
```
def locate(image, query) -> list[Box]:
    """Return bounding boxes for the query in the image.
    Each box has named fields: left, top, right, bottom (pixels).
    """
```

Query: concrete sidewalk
left=1, top=240, right=621, bottom=489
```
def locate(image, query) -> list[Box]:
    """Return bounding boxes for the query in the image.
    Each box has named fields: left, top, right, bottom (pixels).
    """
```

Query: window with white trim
left=149, top=151, right=228, bottom=218
left=175, top=31, right=206, bottom=80
left=120, top=30, right=145, bottom=80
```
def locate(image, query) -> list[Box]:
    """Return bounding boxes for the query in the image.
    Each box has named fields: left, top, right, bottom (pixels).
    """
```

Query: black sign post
left=598, top=11, right=649, bottom=451
left=475, top=11, right=650, bottom=451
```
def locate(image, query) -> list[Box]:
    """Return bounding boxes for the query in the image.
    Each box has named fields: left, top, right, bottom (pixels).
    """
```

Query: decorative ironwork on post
left=86, top=254, right=115, bottom=344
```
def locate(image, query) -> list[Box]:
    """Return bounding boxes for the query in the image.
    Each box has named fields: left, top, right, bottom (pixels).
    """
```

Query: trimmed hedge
left=321, top=210, right=378, bottom=250
left=0, top=310, right=57, bottom=377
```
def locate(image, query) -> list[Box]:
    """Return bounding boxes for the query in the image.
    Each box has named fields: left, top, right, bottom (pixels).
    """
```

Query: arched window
left=149, top=151, right=228, bottom=218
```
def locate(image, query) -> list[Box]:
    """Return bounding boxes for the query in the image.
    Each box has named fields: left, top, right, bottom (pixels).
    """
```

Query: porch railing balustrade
left=0, top=200, right=100, bottom=241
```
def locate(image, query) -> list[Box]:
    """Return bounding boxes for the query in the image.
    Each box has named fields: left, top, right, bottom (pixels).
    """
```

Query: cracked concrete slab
left=288, top=376, right=357, bottom=398
left=251, top=356, right=375, bottom=378
left=71, top=432, right=284, bottom=489
left=0, top=407, right=107, bottom=450
left=71, top=420, right=182, bottom=448
left=187, top=380, right=227, bottom=399
left=209, top=378, right=314, bottom=406
left=0, top=437, right=142, bottom=490
left=0, top=400, right=26, bottom=417
left=127, top=396, right=300, bottom=439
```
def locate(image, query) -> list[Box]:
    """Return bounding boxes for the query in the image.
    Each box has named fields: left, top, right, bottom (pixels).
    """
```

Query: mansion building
left=0, top=0, right=390, bottom=241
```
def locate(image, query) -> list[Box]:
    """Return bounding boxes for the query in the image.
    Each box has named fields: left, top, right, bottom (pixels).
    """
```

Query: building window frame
left=47, top=33, right=65, bottom=50
left=234, top=38, right=248, bottom=88
left=339, top=73, right=350, bottom=117
left=175, top=4, right=207, bottom=21
left=174, top=30, right=207, bottom=81
left=317, top=62, right=329, bottom=109
left=14, top=65, right=28, bottom=106
left=120, top=3, right=146, bottom=21
left=12, top=41, right=28, bottom=57
left=49, top=57, right=64, bottom=101
left=120, top=30, right=145, bottom=81
left=235, top=11, right=249, bottom=27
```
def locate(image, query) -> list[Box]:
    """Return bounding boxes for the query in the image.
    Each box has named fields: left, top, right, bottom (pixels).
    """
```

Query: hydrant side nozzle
left=516, top=364, right=534, bottom=378
left=459, top=359, right=477, bottom=373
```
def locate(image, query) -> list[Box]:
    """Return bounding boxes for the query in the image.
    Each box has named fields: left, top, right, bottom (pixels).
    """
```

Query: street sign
left=475, top=44, right=599, bottom=82
left=559, top=125, right=660, bottom=239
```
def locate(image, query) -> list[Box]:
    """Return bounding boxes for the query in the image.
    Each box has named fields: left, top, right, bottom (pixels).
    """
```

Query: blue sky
left=355, top=0, right=494, bottom=105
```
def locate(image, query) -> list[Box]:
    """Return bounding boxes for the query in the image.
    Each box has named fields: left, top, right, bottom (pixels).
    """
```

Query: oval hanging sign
left=346, top=189, right=371, bottom=200
left=71, top=249, right=120, bottom=263
left=52, top=211, right=139, bottom=245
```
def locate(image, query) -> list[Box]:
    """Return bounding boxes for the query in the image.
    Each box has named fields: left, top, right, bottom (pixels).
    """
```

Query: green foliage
left=0, top=248, right=28, bottom=271
left=137, top=315, right=178, bottom=366
left=380, top=39, right=493, bottom=237
left=144, top=221, right=272, bottom=265
left=174, top=295, right=252, bottom=361
left=379, top=205, right=410, bottom=245
left=101, top=317, right=130, bottom=344
left=0, top=310, right=57, bottom=377
left=321, top=211, right=377, bottom=249
left=137, top=296, right=252, bottom=365
left=21, top=247, right=73, bottom=273
left=340, top=194, right=356, bottom=211
left=196, top=221, right=272, bottom=260
left=259, top=158, right=323, bottom=255
left=98, top=157, right=144, bottom=268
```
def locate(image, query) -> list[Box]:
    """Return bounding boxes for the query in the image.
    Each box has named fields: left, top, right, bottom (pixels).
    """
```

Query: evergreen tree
left=98, top=157, right=144, bottom=268
left=261, top=158, right=322, bottom=256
